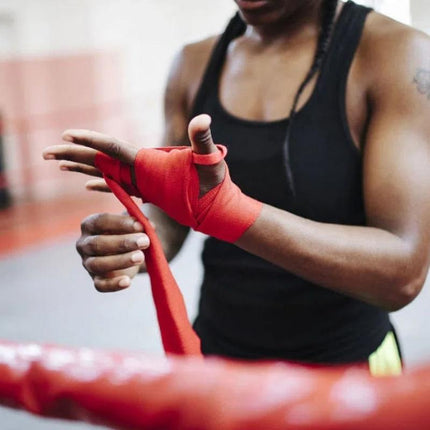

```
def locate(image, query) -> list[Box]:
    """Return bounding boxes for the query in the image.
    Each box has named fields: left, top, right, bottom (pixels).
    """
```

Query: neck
left=245, top=0, right=324, bottom=46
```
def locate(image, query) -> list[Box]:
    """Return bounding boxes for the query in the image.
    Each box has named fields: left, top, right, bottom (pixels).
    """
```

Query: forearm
left=146, top=205, right=190, bottom=263
left=236, top=204, right=424, bottom=311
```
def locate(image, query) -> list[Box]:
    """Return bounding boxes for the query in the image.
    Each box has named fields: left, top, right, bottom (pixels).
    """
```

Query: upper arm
left=363, top=26, right=430, bottom=282
left=149, top=37, right=218, bottom=258
left=161, top=36, right=219, bottom=148
left=161, top=48, right=190, bottom=148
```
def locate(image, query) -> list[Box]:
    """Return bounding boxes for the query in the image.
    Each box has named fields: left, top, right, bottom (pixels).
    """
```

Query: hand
left=44, top=114, right=261, bottom=243
left=42, top=114, right=225, bottom=197
left=76, top=213, right=150, bottom=292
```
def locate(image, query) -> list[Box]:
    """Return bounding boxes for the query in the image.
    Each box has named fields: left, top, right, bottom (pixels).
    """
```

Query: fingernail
left=118, top=277, right=130, bottom=288
left=131, top=251, right=144, bottom=263
left=136, top=236, right=149, bottom=248
left=63, top=135, right=74, bottom=142
left=133, top=222, right=144, bottom=232
left=43, top=154, right=55, bottom=160
left=60, top=165, right=69, bottom=171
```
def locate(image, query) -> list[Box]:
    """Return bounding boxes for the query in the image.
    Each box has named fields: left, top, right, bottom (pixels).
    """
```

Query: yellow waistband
left=368, top=331, right=403, bottom=377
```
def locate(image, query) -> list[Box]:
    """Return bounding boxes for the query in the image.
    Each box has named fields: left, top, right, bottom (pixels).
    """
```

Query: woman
left=44, top=0, right=430, bottom=374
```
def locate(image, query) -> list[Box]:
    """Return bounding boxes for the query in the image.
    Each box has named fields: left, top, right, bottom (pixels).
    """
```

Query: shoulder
left=360, top=11, right=430, bottom=61
left=181, top=36, right=220, bottom=66
left=357, top=11, right=430, bottom=100
left=166, top=35, right=220, bottom=114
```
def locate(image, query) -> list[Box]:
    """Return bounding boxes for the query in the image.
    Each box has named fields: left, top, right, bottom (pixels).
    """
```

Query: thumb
left=187, top=114, right=225, bottom=197
left=188, top=114, right=218, bottom=155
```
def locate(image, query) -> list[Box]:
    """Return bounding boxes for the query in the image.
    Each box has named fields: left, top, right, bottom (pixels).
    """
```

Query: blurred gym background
left=0, top=1, right=428, bottom=429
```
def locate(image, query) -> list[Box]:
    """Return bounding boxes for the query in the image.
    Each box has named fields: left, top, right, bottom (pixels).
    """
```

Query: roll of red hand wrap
left=94, top=145, right=261, bottom=357
left=95, top=145, right=262, bottom=243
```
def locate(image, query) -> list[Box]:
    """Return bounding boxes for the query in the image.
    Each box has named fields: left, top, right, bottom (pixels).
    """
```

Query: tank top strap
left=317, top=1, right=373, bottom=90
left=190, top=12, right=245, bottom=119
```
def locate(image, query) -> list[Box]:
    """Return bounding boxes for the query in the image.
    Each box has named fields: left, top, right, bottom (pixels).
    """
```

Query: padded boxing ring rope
left=0, top=340, right=430, bottom=430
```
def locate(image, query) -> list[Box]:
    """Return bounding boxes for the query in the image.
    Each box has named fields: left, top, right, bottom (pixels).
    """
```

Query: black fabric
left=192, top=1, right=392, bottom=364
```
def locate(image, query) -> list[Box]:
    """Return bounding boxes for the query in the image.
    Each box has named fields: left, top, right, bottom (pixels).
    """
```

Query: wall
left=411, top=0, right=430, bottom=33
left=0, top=0, right=236, bottom=201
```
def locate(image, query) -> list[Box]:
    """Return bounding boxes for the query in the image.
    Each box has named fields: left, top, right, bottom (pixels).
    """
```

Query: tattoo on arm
left=413, top=68, right=430, bottom=99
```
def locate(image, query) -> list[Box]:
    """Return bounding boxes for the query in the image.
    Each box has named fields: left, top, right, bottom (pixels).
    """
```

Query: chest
left=209, top=111, right=365, bottom=225
left=218, top=39, right=368, bottom=149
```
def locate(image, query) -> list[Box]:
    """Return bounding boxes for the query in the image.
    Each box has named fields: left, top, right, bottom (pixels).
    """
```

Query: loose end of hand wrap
left=101, top=175, right=202, bottom=357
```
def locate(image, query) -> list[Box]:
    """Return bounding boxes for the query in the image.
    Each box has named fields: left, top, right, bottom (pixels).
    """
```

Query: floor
left=0, top=198, right=429, bottom=429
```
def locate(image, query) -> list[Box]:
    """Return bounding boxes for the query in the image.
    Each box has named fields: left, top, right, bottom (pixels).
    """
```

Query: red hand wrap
left=95, top=145, right=262, bottom=243
left=103, top=178, right=202, bottom=357
left=94, top=145, right=262, bottom=357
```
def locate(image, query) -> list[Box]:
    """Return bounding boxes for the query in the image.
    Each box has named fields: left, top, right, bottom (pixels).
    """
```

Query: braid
left=284, top=0, right=339, bottom=197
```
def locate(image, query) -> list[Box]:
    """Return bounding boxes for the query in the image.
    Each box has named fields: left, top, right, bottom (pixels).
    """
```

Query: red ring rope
left=0, top=340, right=429, bottom=430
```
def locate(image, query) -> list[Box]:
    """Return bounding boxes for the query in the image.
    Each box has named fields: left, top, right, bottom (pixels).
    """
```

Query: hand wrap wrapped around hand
left=95, top=145, right=262, bottom=243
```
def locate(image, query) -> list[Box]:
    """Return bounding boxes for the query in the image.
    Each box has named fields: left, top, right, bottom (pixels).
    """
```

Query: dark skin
left=44, top=0, right=430, bottom=311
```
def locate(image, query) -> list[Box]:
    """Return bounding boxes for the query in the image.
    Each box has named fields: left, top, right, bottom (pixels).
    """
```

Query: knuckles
left=80, top=212, right=135, bottom=235
left=94, top=280, right=109, bottom=293
left=76, top=235, right=100, bottom=257
left=119, top=237, right=134, bottom=252
left=85, top=236, right=101, bottom=255
left=83, top=256, right=103, bottom=275
left=75, top=238, right=84, bottom=256
left=107, top=139, right=122, bottom=158
left=80, top=213, right=104, bottom=234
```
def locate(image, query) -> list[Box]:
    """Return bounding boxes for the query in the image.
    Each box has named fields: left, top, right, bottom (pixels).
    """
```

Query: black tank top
left=191, top=1, right=391, bottom=364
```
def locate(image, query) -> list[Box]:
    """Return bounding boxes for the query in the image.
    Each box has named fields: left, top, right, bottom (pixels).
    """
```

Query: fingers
left=83, top=249, right=145, bottom=293
left=43, top=144, right=97, bottom=166
left=188, top=114, right=218, bottom=155
left=92, top=266, right=141, bottom=292
left=80, top=213, right=144, bottom=235
left=62, top=129, right=137, bottom=165
left=76, top=232, right=149, bottom=257
left=85, top=179, right=111, bottom=193
left=83, top=250, right=145, bottom=276
left=77, top=213, right=150, bottom=293
left=59, top=161, right=103, bottom=177
left=93, top=270, right=138, bottom=293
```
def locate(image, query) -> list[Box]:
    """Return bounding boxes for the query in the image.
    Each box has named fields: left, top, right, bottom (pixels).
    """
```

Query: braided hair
left=284, top=0, right=339, bottom=197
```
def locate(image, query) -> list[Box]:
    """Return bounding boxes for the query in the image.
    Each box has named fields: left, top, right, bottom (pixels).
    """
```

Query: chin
left=238, top=9, right=283, bottom=26
left=235, top=0, right=295, bottom=26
